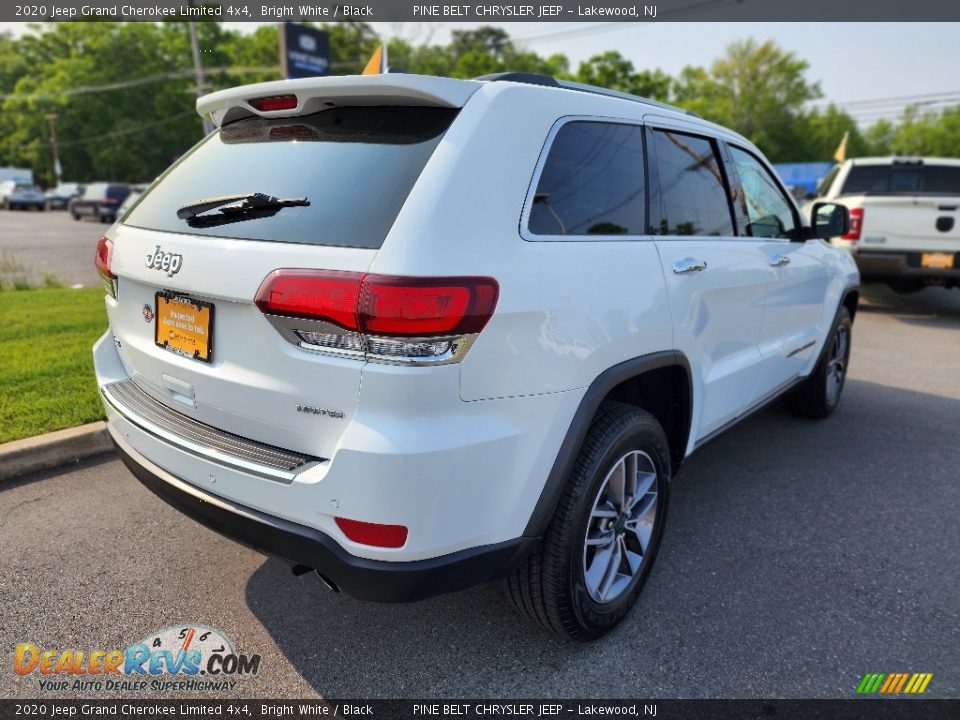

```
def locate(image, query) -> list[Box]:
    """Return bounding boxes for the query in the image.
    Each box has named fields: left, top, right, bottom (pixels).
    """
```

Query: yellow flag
left=362, top=44, right=388, bottom=75
left=833, top=131, right=849, bottom=163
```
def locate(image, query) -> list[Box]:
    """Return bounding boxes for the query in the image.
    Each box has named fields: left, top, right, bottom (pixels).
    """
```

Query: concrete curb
left=0, top=422, right=113, bottom=483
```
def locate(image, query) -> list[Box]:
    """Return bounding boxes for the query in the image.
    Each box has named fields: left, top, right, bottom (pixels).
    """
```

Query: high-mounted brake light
left=248, top=94, right=298, bottom=112
left=254, top=270, right=499, bottom=364
left=842, top=207, right=864, bottom=241
left=94, top=236, right=117, bottom=298
left=335, top=517, right=408, bottom=548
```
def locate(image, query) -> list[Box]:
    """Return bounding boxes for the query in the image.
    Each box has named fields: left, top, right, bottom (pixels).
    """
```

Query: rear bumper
left=114, top=433, right=536, bottom=602
left=855, top=250, right=960, bottom=283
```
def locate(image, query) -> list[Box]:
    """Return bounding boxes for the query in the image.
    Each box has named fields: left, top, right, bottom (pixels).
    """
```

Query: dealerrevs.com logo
left=13, top=624, right=261, bottom=693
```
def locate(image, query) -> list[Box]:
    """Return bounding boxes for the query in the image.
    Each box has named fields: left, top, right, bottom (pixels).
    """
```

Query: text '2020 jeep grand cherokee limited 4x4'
left=93, top=72, right=859, bottom=639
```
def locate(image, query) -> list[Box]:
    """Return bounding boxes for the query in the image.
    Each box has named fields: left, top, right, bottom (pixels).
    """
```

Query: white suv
left=93, top=72, right=859, bottom=639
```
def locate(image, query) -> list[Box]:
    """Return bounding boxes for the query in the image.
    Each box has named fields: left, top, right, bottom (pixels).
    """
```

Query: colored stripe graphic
left=857, top=673, right=885, bottom=694
left=857, top=672, right=932, bottom=694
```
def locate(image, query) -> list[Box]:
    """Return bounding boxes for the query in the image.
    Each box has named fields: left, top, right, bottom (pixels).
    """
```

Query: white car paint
left=93, top=73, right=858, bottom=569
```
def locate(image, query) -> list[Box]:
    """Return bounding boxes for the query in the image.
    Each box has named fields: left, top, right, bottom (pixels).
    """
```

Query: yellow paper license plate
left=921, top=252, right=954, bottom=269
left=155, top=293, right=214, bottom=363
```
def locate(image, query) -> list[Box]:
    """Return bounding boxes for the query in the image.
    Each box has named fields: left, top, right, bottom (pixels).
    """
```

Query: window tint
left=652, top=130, right=734, bottom=236
left=921, top=165, right=960, bottom=194
left=842, top=164, right=960, bottom=196
left=124, top=106, right=458, bottom=248
left=729, top=146, right=797, bottom=239
left=528, top=121, right=645, bottom=236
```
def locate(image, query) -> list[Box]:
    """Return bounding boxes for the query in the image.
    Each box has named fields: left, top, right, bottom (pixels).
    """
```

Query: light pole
left=187, top=20, right=214, bottom=135
left=46, top=113, right=62, bottom=186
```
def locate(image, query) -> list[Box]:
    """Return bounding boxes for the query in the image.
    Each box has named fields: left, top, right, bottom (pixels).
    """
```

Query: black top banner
left=5, top=0, right=960, bottom=23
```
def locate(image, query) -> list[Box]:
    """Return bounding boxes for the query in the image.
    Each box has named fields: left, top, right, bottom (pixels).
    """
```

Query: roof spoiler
left=197, top=74, right=483, bottom=127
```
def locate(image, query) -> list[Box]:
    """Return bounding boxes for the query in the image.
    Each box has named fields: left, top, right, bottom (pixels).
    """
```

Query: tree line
left=0, top=22, right=957, bottom=186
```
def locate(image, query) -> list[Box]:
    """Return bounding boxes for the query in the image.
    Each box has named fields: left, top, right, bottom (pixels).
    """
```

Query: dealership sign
left=280, top=24, right=330, bottom=79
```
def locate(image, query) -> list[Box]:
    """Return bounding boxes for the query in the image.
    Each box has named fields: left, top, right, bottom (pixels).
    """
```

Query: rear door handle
left=769, top=255, right=791, bottom=267
left=672, top=258, right=707, bottom=274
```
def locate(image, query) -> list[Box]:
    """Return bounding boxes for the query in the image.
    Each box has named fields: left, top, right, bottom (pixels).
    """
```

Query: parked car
left=93, top=72, right=858, bottom=639
left=810, top=157, right=960, bottom=292
left=45, top=182, right=84, bottom=210
left=70, top=182, right=131, bottom=222
left=0, top=180, right=46, bottom=210
left=115, top=190, right=141, bottom=220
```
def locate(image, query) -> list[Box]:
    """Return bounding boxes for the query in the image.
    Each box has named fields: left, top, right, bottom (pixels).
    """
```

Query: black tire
left=784, top=306, right=852, bottom=419
left=72, top=212, right=80, bottom=221
left=504, top=401, right=671, bottom=640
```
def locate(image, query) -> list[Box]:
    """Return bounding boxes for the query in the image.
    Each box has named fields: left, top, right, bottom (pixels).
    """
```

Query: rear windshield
left=123, top=106, right=458, bottom=248
left=841, top=163, right=960, bottom=196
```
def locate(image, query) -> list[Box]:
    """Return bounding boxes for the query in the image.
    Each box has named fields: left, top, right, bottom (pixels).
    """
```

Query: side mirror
left=810, top=202, right=849, bottom=239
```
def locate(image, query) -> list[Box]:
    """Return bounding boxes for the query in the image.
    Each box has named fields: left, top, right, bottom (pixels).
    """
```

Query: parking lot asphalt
left=0, top=208, right=105, bottom=287
left=1, top=284, right=959, bottom=700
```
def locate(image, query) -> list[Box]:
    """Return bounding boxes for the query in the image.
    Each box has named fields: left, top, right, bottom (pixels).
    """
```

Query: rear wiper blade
left=177, top=192, right=309, bottom=228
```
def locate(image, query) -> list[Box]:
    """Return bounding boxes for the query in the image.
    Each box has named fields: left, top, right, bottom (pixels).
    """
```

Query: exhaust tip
left=315, top=571, right=341, bottom=593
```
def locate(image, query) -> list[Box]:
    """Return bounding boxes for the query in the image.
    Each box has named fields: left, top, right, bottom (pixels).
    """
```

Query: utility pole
left=45, top=113, right=61, bottom=186
left=187, top=20, right=214, bottom=135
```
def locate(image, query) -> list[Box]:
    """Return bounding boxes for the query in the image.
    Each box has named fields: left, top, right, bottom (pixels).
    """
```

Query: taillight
left=255, top=270, right=499, bottom=364
left=360, top=276, right=499, bottom=337
left=248, top=94, right=298, bottom=112
left=335, top=517, right=408, bottom=548
left=94, top=236, right=117, bottom=299
left=842, top=208, right=864, bottom=241
left=254, top=270, right=362, bottom=330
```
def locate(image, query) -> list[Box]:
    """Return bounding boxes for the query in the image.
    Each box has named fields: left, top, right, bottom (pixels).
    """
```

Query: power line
left=0, top=111, right=196, bottom=154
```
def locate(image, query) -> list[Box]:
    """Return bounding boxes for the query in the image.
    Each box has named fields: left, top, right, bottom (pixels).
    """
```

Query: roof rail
left=474, top=72, right=559, bottom=87
left=476, top=72, right=700, bottom=118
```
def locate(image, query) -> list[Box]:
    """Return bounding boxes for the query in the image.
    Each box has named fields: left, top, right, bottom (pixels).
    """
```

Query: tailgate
left=102, top=100, right=462, bottom=460
left=859, top=196, right=960, bottom=251
left=106, top=224, right=375, bottom=460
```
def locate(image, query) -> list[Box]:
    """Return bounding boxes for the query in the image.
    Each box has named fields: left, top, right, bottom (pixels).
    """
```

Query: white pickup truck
left=811, top=157, right=960, bottom=292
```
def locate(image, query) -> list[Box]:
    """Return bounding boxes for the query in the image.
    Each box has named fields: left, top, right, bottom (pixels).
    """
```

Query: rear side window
left=528, top=121, right=646, bottom=237
left=651, top=130, right=734, bottom=236
left=841, top=164, right=960, bottom=196
left=124, top=106, right=458, bottom=248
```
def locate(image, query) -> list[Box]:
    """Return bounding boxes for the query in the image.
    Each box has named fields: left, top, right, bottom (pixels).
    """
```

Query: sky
left=4, top=21, right=959, bottom=125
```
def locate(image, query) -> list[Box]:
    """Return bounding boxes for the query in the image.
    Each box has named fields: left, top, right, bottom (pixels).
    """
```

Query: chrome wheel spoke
left=596, top=539, right=623, bottom=601
left=582, top=450, right=660, bottom=604
left=626, top=504, right=656, bottom=553
left=591, top=501, right=618, bottom=520
left=608, top=459, right=627, bottom=509
left=585, top=529, right=616, bottom=547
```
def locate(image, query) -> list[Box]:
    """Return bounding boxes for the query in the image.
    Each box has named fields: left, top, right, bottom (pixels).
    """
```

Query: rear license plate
left=155, top=292, right=214, bottom=363
left=921, top=252, right=954, bottom=269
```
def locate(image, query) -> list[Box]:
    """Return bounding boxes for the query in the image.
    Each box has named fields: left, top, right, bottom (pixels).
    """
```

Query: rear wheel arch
left=523, top=351, right=692, bottom=539
left=842, top=287, right=859, bottom=323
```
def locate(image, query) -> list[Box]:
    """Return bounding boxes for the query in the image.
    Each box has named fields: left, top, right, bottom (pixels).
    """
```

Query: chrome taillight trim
left=261, top=314, right=479, bottom=366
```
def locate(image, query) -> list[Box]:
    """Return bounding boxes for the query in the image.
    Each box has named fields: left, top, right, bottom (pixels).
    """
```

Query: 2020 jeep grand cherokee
left=92, top=72, right=859, bottom=639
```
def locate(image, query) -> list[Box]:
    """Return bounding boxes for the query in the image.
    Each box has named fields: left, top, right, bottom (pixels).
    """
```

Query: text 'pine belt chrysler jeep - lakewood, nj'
left=93, top=72, right=859, bottom=639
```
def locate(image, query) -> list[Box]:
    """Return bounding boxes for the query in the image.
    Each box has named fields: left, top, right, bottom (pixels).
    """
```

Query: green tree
left=575, top=51, right=671, bottom=100
left=673, top=39, right=822, bottom=161
left=891, top=106, right=960, bottom=156
left=801, top=105, right=868, bottom=161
